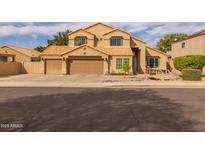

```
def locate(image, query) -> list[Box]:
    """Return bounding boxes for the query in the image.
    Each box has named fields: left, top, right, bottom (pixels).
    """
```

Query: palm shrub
left=174, top=55, right=205, bottom=71
left=182, top=69, right=202, bottom=81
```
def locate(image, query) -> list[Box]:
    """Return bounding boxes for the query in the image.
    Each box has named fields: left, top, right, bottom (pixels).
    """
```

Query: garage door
left=45, top=59, right=62, bottom=74
left=69, top=59, right=104, bottom=74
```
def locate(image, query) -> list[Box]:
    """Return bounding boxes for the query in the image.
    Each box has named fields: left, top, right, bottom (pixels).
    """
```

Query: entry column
left=62, top=58, right=67, bottom=75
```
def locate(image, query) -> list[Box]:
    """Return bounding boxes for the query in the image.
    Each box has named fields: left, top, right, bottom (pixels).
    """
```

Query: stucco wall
left=131, top=38, right=147, bottom=73
left=110, top=56, right=133, bottom=73
left=22, top=62, right=43, bottom=74
left=171, top=35, right=205, bottom=58
left=103, top=30, right=131, bottom=48
left=0, top=62, right=22, bottom=76
left=146, top=48, right=168, bottom=70
left=68, top=30, right=95, bottom=47
left=85, top=23, right=113, bottom=38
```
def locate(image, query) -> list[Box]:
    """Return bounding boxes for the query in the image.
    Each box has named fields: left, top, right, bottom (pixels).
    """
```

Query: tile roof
left=41, top=46, right=75, bottom=56
left=2, top=45, right=40, bottom=57
left=96, top=47, right=133, bottom=56
left=41, top=45, right=133, bottom=56
left=103, top=28, right=131, bottom=36
left=146, top=46, right=167, bottom=56
left=84, top=22, right=114, bottom=30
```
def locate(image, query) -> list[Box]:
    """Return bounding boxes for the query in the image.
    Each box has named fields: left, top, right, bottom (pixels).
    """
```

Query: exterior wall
left=85, top=24, right=113, bottom=37
left=21, top=62, right=43, bottom=74
left=2, top=47, right=31, bottom=62
left=103, top=30, right=131, bottom=48
left=131, top=38, right=147, bottom=73
left=171, top=35, right=205, bottom=58
left=109, top=56, right=133, bottom=73
left=146, top=48, right=168, bottom=70
left=0, top=62, right=22, bottom=76
left=68, top=30, right=95, bottom=47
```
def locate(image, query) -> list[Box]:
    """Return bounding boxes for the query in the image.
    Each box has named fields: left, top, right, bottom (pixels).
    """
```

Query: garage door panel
left=69, top=59, right=103, bottom=74
left=46, top=59, right=62, bottom=74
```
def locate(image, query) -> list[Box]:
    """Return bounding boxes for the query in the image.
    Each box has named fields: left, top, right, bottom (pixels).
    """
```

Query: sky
left=0, top=22, right=205, bottom=49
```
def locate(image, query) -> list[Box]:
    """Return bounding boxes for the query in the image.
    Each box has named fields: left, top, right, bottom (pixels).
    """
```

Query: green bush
left=122, top=61, right=131, bottom=74
left=148, top=69, right=157, bottom=75
left=174, top=55, right=205, bottom=71
left=182, top=69, right=202, bottom=81
left=110, top=72, right=126, bottom=75
left=31, top=56, right=41, bottom=62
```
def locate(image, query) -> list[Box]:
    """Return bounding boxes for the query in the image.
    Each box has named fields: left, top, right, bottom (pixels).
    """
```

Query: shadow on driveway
left=0, top=88, right=196, bottom=132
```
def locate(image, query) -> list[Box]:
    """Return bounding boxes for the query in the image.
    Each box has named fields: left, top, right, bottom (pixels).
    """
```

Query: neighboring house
left=0, top=48, right=15, bottom=62
left=1, top=45, right=40, bottom=62
left=170, top=30, right=205, bottom=58
left=41, top=22, right=167, bottom=75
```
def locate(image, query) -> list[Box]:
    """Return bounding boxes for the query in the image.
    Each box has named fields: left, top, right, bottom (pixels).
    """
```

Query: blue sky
left=0, top=22, right=205, bottom=49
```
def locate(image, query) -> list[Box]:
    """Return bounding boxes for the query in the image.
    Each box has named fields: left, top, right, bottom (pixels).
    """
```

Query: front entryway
left=68, top=59, right=104, bottom=75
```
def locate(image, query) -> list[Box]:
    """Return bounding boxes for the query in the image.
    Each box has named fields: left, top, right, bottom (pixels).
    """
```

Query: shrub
left=122, top=61, right=131, bottom=74
left=174, top=55, right=205, bottom=71
left=31, top=56, right=41, bottom=62
left=148, top=69, right=157, bottom=75
left=110, top=72, right=126, bottom=75
left=182, top=69, right=202, bottom=81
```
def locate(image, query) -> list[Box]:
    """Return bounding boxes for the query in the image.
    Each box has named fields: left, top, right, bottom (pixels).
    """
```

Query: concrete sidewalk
left=1, top=80, right=205, bottom=88
left=1, top=74, right=205, bottom=88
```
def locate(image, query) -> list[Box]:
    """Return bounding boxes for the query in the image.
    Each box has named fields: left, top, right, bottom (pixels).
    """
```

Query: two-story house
left=41, top=22, right=168, bottom=75
left=169, top=30, right=205, bottom=58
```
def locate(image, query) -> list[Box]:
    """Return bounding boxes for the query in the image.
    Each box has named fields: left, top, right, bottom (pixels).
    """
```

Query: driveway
left=0, top=87, right=205, bottom=132
left=0, top=74, right=106, bottom=83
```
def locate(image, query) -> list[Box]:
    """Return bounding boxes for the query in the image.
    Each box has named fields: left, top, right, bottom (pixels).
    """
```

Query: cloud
left=0, top=22, right=93, bottom=37
left=0, top=22, right=205, bottom=47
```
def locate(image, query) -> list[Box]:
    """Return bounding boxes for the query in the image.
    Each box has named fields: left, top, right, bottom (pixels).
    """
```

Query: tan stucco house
left=41, top=22, right=168, bottom=75
left=0, top=48, right=15, bottom=62
left=169, top=30, right=205, bottom=58
left=0, top=45, right=40, bottom=62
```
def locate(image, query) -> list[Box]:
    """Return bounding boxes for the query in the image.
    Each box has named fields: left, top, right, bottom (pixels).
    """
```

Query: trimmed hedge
left=182, top=69, right=202, bottom=81
left=174, top=55, right=205, bottom=71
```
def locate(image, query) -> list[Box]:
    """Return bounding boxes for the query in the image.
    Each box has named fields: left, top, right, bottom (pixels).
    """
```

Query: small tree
left=156, top=33, right=189, bottom=52
left=123, top=61, right=131, bottom=74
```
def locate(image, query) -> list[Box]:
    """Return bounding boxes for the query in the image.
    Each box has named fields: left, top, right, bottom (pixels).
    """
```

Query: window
left=110, top=37, right=123, bottom=46
left=75, top=37, right=87, bottom=46
left=146, top=57, right=159, bottom=68
left=116, top=58, right=129, bottom=69
left=0, top=56, right=7, bottom=62
left=116, top=58, right=123, bottom=69
left=181, top=42, right=186, bottom=48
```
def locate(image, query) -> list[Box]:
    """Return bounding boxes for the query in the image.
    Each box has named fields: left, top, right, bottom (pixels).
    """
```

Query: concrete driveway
left=0, top=87, right=205, bottom=132
left=0, top=74, right=106, bottom=83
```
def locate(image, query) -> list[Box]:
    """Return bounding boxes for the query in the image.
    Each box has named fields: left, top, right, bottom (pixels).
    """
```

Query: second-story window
left=110, top=37, right=123, bottom=46
left=181, top=42, right=186, bottom=48
left=75, top=37, right=87, bottom=46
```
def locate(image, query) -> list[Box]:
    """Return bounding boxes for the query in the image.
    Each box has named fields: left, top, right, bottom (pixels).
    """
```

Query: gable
left=103, top=29, right=130, bottom=39
left=84, top=23, right=114, bottom=38
left=146, top=47, right=167, bottom=58
left=68, top=29, right=95, bottom=40
left=62, top=45, right=108, bottom=58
